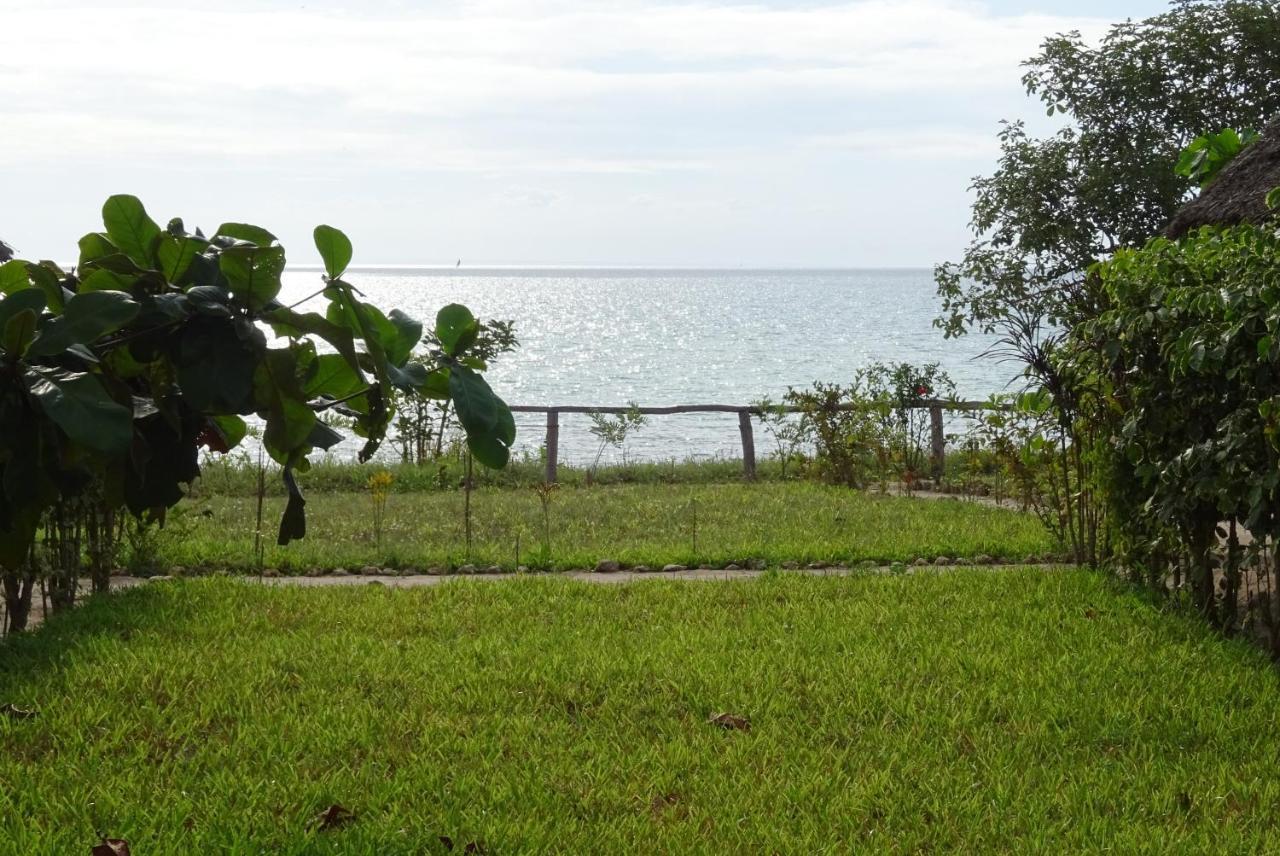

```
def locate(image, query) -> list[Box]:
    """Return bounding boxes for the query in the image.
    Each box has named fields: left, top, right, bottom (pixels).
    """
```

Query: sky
left=1, top=0, right=1172, bottom=267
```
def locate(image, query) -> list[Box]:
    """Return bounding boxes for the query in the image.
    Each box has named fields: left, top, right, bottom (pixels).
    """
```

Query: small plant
left=752, top=397, right=806, bottom=478
left=587, top=403, right=648, bottom=479
left=531, top=481, right=559, bottom=564
left=368, top=469, right=394, bottom=550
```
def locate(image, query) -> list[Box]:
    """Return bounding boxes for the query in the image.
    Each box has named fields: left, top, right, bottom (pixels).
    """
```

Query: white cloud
left=0, top=0, right=1113, bottom=265
left=0, top=0, right=1104, bottom=164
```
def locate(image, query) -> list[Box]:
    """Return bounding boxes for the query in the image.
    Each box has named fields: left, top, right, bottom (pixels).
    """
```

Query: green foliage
left=936, top=0, right=1280, bottom=336
left=0, top=196, right=513, bottom=619
left=1174, top=127, right=1259, bottom=188
left=587, top=404, right=647, bottom=475
left=392, top=319, right=519, bottom=466
left=1070, top=223, right=1280, bottom=630
left=783, top=362, right=956, bottom=490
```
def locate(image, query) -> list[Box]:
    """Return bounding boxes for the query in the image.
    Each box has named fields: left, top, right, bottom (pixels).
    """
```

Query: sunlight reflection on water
left=278, top=268, right=1009, bottom=464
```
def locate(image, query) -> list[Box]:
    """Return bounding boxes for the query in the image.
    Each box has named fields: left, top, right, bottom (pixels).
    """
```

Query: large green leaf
left=77, top=232, right=119, bottom=269
left=24, top=368, right=133, bottom=453
left=263, top=395, right=316, bottom=462
left=436, top=304, right=478, bottom=355
left=215, top=223, right=277, bottom=246
left=219, top=245, right=285, bottom=311
left=0, top=289, right=47, bottom=335
left=449, top=365, right=514, bottom=468
left=157, top=234, right=207, bottom=284
left=303, top=353, right=366, bottom=399
left=313, top=225, right=353, bottom=279
left=78, top=268, right=136, bottom=294
left=102, top=195, right=161, bottom=268
left=0, top=260, right=29, bottom=295
left=28, top=290, right=140, bottom=356
left=2, top=309, right=36, bottom=358
left=24, top=263, right=67, bottom=312
left=209, top=414, right=248, bottom=451
left=387, top=308, right=423, bottom=365
left=176, top=317, right=259, bottom=413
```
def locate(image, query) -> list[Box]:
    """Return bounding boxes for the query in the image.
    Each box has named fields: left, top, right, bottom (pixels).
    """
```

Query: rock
left=170, top=566, right=186, bottom=576
left=486, top=565, right=502, bottom=573
left=781, top=561, right=799, bottom=570
left=262, top=568, right=280, bottom=578
left=913, top=557, right=930, bottom=567
left=330, top=568, right=350, bottom=577
left=748, top=559, right=767, bottom=570
left=807, top=561, right=828, bottom=570
left=724, top=564, right=742, bottom=571
left=457, top=564, right=477, bottom=574
left=632, top=565, right=652, bottom=573
left=662, top=564, right=686, bottom=572
left=933, top=556, right=951, bottom=566
left=306, top=567, right=324, bottom=577
left=974, top=555, right=995, bottom=565
left=1023, top=555, right=1039, bottom=565
left=426, top=566, right=444, bottom=575
left=149, top=575, right=174, bottom=582
left=595, top=559, right=621, bottom=573
left=697, top=564, right=713, bottom=570
left=953, top=557, right=973, bottom=566
left=517, top=565, right=530, bottom=573
left=361, top=565, right=380, bottom=576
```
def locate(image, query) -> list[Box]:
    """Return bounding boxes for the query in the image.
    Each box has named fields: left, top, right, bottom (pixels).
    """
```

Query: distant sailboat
left=456, top=258, right=461, bottom=268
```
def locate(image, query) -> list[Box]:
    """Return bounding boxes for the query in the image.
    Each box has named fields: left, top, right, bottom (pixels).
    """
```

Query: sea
left=276, top=267, right=1011, bottom=465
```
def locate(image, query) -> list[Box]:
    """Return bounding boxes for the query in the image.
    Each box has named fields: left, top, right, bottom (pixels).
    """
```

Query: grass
left=3, top=569, right=1280, bottom=852
left=151, top=481, right=1056, bottom=572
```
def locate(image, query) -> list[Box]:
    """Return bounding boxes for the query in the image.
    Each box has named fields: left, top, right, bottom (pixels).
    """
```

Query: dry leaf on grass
left=90, top=838, right=130, bottom=856
left=708, top=712, right=751, bottom=731
left=312, top=804, right=356, bottom=831
left=1, top=702, right=38, bottom=720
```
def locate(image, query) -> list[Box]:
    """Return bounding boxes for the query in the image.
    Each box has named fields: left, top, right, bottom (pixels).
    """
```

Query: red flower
left=915, top=385, right=929, bottom=396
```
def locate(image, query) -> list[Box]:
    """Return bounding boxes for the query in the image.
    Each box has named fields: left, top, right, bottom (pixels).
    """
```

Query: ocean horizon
left=276, top=266, right=1011, bottom=464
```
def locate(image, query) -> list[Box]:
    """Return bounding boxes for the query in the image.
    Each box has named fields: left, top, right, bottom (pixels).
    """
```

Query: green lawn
left=153, top=482, right=1055, bottom=572
left=3, top=570, right=1280, bottom=853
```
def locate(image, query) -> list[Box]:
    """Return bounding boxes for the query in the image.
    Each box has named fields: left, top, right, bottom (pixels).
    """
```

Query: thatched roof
left=1165, top=119, right=1280, bottom=239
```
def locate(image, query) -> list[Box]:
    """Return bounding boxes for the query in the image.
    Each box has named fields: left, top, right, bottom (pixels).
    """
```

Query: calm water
left=277, top=268, right=1009, bottom=464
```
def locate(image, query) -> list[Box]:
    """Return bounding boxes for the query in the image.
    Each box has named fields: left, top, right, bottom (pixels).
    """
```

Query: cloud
left=0, top=0, right=1106, bottom=168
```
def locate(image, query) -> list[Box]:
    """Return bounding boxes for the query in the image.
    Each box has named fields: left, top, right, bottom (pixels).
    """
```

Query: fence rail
left=508, top=400, right=995, bottom=483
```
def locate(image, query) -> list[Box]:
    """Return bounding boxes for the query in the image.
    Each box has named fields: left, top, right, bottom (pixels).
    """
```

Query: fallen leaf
left=0, top=703, right=37, bottom=720
left=312, top=804, right=356, bottom=831
left=90, top=839, right=130, bottom=856
left=708, top=712, right=751, bottom=732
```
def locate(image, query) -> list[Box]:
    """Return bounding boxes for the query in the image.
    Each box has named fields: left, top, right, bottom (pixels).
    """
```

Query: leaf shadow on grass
left=0, top=585, right=202, bottom=699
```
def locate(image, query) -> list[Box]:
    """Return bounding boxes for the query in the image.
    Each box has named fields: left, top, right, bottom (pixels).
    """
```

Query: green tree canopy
left=936, top=0, right=1280, bottom=337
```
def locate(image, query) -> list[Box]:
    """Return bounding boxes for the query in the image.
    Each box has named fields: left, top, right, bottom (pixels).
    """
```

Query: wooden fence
left=509, top=400, right=992, bottom=483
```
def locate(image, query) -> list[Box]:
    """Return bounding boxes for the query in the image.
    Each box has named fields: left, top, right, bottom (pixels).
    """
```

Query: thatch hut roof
left=1165, top=119, right=1280, bottom=239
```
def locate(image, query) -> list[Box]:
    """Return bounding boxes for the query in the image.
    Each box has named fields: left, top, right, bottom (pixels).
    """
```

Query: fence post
left=738, top=410, right=757, bottom=481
left=545, top=410, right=559, bottom=483
left=929, top=404, right=945, bottom=480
